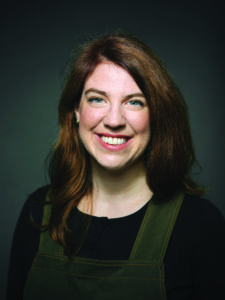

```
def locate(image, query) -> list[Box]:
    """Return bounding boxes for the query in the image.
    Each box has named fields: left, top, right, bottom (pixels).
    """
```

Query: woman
left=7, top=32, right=225, bottom=300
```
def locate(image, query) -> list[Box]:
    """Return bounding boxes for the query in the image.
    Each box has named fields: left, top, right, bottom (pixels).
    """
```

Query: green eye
left=88, top=97, right=105, bottom=103
left=128, top=100, right=144, bottom=107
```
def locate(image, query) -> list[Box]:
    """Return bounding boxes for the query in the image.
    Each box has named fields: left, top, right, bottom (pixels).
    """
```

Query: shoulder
left=173, top=194, right=225, bottom=245
left=173, top=194, right=225, bottom=276
left=18, top=185, right=50, bottom=228
left=7, top=186, right=49, bottom=300
left=166, top=193, right=225, bottom=268
left=165, top=194, right=225, bottom=297
left=180, top=194, right=225, bottom=230
left=28, top=185, right=50, bottom=202
left=12, top=185, right=50, bottom=268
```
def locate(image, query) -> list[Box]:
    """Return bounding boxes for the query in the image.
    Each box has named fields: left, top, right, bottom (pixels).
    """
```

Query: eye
left=88, top=97, right=105, bottom=104
left=127, top=99, right=145, bottom=107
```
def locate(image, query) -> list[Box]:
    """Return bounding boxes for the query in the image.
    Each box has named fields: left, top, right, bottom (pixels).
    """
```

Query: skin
left=75, top=62, right=152, bottom=217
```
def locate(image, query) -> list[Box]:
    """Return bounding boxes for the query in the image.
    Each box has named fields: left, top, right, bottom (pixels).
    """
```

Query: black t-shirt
left=7, top=186, right=225, bottom=300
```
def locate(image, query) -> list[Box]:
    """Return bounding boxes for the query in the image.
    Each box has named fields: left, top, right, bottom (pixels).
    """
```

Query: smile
left=100, top=136, right=128, bottom=145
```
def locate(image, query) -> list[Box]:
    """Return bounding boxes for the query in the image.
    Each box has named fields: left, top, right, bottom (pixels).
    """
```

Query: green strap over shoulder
left=38, top=194, right=63, bottom=255
left=130, top=192, right=184, bottom=261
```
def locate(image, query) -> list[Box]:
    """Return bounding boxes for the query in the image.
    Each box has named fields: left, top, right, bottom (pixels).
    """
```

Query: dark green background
left=1, top=1, right=224, bottom=298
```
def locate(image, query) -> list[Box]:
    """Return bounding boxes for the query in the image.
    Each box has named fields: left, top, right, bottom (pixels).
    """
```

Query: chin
left=91, top=156, right=125, bottom=170
left=94, top=156, right=144, bottom=173
left=99, top=162, right=127, bottom=172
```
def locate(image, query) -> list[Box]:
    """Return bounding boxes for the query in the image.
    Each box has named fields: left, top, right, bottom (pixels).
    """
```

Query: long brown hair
left=48, top=31, right=205, bottom=249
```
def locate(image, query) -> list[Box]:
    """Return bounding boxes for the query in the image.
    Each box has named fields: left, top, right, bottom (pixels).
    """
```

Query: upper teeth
left=101, top=136, right=127, bottom=145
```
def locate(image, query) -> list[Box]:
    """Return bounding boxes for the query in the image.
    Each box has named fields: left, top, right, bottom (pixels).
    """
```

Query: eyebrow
left=84, top=88, right=145, bottom=100
left=84, top=88, right=108, bottom=97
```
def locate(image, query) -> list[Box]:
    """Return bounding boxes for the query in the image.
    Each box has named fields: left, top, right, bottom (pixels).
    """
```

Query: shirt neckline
left=74, top=199, right=151, bottom=224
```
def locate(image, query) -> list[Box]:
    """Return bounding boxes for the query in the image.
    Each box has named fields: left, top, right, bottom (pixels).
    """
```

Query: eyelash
left=127, top=100, right=145, bottom=107
left=87, top=97, right=145, bottom=107
left=88, top=97, right=105, bottom=103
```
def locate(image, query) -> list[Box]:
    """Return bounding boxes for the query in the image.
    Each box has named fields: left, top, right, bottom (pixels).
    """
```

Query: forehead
left=83, top=62, right=142, bottom=95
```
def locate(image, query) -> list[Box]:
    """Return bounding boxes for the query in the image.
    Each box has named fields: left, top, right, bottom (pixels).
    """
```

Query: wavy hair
left=48, top=31, right=205, bottom=249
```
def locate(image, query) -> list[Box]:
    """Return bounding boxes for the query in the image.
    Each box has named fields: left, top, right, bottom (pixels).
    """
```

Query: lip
left=96, top=132, right=131, bottom=138
left=95, top=133, right=132, bottom=151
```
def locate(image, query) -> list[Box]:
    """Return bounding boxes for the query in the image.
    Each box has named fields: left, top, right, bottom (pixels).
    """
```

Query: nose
left=103, top=103, right=126, bottom=128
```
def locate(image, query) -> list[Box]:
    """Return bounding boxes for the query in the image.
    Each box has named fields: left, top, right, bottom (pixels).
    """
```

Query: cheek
left=128, top=113, right=150, bottom=135
left=79, top=107, right=104, bottom=130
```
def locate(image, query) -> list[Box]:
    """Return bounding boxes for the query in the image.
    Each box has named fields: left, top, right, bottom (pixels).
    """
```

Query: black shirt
left=7, top=186, right=225, bottom=300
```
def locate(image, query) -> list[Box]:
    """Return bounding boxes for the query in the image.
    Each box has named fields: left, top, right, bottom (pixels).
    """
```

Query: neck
left=80, top=159, right=153, bottom=218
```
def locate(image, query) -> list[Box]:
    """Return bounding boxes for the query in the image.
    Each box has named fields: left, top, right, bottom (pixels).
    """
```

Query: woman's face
left=75, top=62, right=150, bottom=172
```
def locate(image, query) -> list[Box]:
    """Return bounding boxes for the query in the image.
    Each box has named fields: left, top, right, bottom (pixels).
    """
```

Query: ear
left=74, top=107, right=80, bottom=123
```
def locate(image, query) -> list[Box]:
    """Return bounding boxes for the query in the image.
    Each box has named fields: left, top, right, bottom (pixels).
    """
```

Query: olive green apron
left=23, top=192, right=184, bottom=300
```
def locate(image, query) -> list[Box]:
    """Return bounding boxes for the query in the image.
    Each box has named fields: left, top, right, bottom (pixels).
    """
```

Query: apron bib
left=24, top=192, right=183, bottom=300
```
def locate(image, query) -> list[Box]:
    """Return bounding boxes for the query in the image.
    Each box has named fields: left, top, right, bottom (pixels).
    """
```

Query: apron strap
left=39, top=193, right=63, bottom=255
left=130, top=191, right=184, bottom=262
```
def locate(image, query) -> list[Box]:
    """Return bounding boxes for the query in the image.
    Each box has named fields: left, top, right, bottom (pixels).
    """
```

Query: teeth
left=101, top=136, right=127, bottom=145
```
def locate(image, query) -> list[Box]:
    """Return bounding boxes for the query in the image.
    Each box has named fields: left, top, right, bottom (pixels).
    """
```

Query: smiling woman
left=7, top=32, right=225, bottom=300
left=75, top=62, right=150, bottom=176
